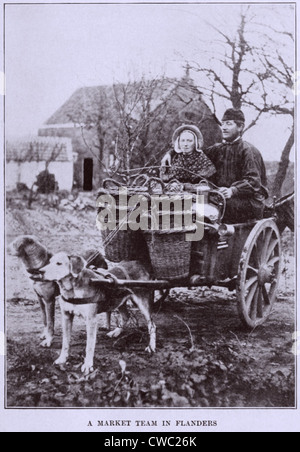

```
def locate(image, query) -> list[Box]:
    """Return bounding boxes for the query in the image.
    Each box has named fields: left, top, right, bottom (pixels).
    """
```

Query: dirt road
left=5, top=204, right=296, bottom=407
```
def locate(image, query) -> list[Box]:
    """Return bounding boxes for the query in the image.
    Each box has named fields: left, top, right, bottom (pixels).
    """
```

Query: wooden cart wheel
left=237, top=219, right=282, bottom=329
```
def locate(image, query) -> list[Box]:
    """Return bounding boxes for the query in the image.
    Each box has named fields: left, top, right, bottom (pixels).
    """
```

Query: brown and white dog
left=8, top=235, right=59, bottom=348
left=40, top=253, right=156, bottom=375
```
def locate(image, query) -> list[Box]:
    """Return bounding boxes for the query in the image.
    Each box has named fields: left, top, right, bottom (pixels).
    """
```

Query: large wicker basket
left=101, top=228, right=136, bottom=262
left=143, top=227, right=194, bottom=280
left=98, top=180, right=151, bottom=263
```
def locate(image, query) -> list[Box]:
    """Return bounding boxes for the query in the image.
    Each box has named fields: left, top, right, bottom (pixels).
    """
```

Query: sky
left=3, top=2, right=295, bottom=161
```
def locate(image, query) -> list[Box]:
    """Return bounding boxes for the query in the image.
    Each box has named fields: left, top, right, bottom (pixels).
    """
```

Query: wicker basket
left=143, top=228, right=194, bottom=280
left=102, top=228, right=151, bottom=264
left=101, top=228, right=135, bottom=262
left=98, top=180, right=151, bottom=263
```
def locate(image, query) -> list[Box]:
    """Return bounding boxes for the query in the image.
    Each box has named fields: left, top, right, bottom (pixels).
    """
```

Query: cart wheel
left=237, top=219, right=282, bottom=329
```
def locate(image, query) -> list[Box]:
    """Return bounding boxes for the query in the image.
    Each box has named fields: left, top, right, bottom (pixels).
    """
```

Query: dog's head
left=40, top=252, right=87, bottom=281
left=8, top=235, right=50, bottom=270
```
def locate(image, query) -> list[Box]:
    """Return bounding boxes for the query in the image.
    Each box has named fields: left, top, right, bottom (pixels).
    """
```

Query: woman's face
left=179, top=131, right=196, bottom=154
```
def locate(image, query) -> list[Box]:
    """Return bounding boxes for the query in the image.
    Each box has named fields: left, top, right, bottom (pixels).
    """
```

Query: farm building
left=38, top=75, right=222, bottom=191
left=6, top=136, right=74, bottom=192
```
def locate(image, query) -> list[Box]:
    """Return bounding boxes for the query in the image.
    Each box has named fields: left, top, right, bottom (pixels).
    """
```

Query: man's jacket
left=204, top=138, right=268, bottom=202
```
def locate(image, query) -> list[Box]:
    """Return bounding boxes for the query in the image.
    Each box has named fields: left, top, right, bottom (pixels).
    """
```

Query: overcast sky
left=4, top=2, right=295, bottom=161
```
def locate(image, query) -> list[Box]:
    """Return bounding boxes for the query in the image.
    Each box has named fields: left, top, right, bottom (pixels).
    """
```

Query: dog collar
left=26, top=269, right=44, bottom=281
left=26, top=268, right=42, bottom=275
left=61, top=295, right=97, bottom=305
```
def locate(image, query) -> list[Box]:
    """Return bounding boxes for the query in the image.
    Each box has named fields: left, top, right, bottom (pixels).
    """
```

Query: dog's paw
left=40, top=337, right=53, bottom=348
left=54, top=356, right=68, bottom=366
left=107, top=327, right=123, bottom=339
left=81, top=363, right=94, bottom=376
left=40, top=330, right=47, bottom=340
left=145, top=345, right=156, bottom=354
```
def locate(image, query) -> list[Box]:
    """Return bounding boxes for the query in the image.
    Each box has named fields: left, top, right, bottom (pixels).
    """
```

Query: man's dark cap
left=222, top=108, right=245, bottom=124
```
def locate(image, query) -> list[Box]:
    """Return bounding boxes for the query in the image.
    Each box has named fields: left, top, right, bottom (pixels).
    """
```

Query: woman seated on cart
left=161, top=110, right=269, bottom=224
left=160, top=124, right=216, bottom=184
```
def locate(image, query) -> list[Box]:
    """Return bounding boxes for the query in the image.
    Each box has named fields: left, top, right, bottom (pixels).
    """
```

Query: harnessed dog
left=40, top=253, right=156, bottom=375
left=8, top=236, right=59, bottom=348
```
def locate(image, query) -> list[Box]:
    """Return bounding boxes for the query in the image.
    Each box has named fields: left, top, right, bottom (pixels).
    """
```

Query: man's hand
left=219, top=187, right=234, bottom=199
left=161, top=152, right=172, bottom=167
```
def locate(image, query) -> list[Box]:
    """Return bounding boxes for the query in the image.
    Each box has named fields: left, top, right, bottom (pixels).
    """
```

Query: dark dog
left=40, top=253, right=156, bottom=375
left=8, top=236, right=59, bottom=348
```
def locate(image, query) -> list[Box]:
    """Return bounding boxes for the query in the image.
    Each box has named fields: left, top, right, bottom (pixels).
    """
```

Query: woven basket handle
left=131, top=174, right=149, bottom=187
left=97, top=188, right=110, bottom=198
left=103, top=178, right=123, bottom=190
left=164, top=179, right=184, bottom=193
left=148, top=177, right=165, bottom=194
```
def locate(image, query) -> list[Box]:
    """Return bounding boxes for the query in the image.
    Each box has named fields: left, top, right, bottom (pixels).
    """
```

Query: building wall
left=39, top=126, right=106, bottom=190
left=6, top=160, right=74, bottom=192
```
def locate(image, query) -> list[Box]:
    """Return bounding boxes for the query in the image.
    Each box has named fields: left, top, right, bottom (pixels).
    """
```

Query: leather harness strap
left=92, top=267, right=131, bottom=284
left=61, top=295, right=98, bottom=305
left=27, top=269, right=45, bottom=282
left=55, top=266, right=133, bottom=305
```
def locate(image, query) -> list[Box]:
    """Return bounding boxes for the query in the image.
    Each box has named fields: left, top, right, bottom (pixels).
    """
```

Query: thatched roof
left=41, top=78, right=222, bottom=165
left=45, top=85, right=113, bottom=125
left=44, top=78, right=218, bottom=128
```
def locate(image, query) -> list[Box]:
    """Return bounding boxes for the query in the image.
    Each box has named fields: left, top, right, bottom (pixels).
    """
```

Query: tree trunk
left=98, top=136, right=105, bottom=187
left=272, top=123, right=294, bottom=198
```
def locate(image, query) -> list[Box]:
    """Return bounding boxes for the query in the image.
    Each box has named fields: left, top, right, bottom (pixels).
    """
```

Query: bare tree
left=250, top=24, right=294, bottom=197
left=112, top=76, right=174, bottom=180
left=68, top=78, right=174, bottom=184
left=190, top=5, right=295, bottom=196
left=112, top=74, right=221, bottom=182
left=24, top=140, right=64, bottom=207
left=67, top=74, right=222, bottom=186
left=67, top=88, right=118, bottom=185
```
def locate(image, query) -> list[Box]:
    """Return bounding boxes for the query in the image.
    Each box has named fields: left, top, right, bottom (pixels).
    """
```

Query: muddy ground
left=5, top=198, right=296, bottom=408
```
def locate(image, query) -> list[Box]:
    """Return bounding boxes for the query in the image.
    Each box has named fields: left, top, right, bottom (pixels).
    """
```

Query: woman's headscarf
left=172, top=124, right=204, bottom=154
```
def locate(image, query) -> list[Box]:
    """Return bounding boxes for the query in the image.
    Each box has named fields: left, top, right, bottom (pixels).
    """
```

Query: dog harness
left=60, top=266, right=133, bottom=305
left=61, top=295, right=99, bottom=305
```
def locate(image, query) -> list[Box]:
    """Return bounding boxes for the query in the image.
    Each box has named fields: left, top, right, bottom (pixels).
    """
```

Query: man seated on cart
left=161, top=109, right=268, bottom=224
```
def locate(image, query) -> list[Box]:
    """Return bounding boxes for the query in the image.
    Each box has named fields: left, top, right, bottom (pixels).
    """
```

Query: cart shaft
left=91, top=277, right=236, bottom=290
left=91, top=278, right=175, bottom=290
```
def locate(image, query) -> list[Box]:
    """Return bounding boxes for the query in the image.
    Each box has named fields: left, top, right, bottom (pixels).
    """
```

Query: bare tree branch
left=191, top=5, right=294, bottom=193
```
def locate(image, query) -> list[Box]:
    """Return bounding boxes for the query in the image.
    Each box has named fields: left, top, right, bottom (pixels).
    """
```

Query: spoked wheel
left=237, top=219, right=282, bottom=329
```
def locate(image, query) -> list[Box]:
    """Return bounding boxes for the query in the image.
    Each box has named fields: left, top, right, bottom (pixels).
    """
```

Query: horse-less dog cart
left=94, top=174, right=294, bottom=330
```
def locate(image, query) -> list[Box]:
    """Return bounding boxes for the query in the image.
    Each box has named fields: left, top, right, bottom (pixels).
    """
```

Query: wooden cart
left=95, top=177, right=293, bottom=330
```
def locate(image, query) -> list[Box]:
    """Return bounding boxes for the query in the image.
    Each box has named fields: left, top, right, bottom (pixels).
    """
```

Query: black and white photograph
left=0, top=0, right=298, bottom=432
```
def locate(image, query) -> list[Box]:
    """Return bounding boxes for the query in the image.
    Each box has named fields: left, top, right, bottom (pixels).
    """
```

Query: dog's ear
left=98, top=254, right=108, bottom=270
left=9, top=236, right=36, bottom=255
left=69, top=255, right=87, bottom=278
left=82, top=249, right=108, bottom=270
left=10, top=235, right=40, bottom=252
